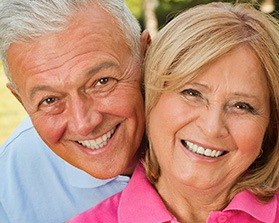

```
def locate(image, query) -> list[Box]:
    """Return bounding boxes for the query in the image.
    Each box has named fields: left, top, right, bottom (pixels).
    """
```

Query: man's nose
left=69, top=95, right=103, bottom=136
left=197, top=106, right=229, bottom=139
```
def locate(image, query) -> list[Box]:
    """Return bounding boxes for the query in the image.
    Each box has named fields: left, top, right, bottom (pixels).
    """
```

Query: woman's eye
left=181, top=89, right=202, bottom=97
left=234, top=102, right=256, bottom=113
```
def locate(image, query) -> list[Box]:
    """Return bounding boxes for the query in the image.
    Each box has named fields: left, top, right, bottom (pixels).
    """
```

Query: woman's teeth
left=182, top=140, right=225, bottom=158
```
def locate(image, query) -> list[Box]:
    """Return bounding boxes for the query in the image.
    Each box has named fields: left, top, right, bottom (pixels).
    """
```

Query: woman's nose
left=196, top=106, right=229, bottom=139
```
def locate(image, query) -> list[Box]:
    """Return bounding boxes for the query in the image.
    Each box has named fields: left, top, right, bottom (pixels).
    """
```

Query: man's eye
left=90, top=77, right=118, bottom=94
left=181, top=89, right=202, bottom=97
left=94, top=77, right=117, bottom=87
left=39, top=97, right=57, bottom=106
left=95, top=77, right=113, bottom=86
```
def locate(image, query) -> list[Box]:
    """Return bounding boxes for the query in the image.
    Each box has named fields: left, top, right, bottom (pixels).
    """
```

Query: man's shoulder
left=0, top=116, right=43, bottom=155
left=0, top=116, right=52, bottom=171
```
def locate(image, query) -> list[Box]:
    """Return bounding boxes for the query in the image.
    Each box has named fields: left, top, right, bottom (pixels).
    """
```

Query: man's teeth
left=77, top=127, right=116, bottom=150
left=183, top=141, right=224, bottom=158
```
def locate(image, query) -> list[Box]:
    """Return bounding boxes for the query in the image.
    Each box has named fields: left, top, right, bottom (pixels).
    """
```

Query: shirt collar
left=119, top=164, right=278, bottom=223
left=118, top=163, right=176, bottom=223
left=64, top=160, right=118, bottom=188
left=224, top=190, right=277, bottom=222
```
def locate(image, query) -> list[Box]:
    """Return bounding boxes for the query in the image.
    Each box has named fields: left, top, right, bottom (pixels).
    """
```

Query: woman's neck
left=155, top=177, right=230, bottom=223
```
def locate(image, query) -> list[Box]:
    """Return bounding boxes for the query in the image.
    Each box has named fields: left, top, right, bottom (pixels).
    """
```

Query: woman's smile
left=181, top=140, right=227, bottom=158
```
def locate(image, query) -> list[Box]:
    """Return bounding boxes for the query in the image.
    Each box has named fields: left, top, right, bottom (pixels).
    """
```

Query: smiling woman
left=0, top=66, right=26, bottom=145
left=143, top=2, right=279, bottom=222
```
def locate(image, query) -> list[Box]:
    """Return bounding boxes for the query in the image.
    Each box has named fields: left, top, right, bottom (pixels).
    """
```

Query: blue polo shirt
left=0, top=116, right=129, bottom=223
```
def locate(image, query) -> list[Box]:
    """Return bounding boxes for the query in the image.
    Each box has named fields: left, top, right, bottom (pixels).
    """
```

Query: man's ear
left=7, top=83, right=23, bottom=105
left=140, top=30, right=151, bottom=60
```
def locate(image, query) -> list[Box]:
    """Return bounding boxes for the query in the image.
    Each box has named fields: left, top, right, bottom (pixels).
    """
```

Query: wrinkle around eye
left=40, top=97, right=58, bottom=106
left=181, top=88, right=202, bottom=97
left=180, top=88, right=207, bottom=106
left=87, top=77, right=118, bottom=95
left=229, top=102, right=258, bottom=115
left=38, top=97, right=65, bottom=115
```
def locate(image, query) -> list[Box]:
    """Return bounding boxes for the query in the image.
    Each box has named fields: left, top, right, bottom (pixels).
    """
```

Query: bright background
left=0, top=65, right=27, bottom=145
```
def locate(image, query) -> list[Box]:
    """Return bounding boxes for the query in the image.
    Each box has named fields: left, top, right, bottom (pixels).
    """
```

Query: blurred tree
left=143, top=0, right=158, bottom=38
left=261, top=0, right=274, bottom=12
left=126, top=0, right=279, bottom=34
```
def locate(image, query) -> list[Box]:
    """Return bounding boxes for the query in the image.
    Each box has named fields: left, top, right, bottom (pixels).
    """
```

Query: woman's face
left=148, top=46, right=270, bottom=192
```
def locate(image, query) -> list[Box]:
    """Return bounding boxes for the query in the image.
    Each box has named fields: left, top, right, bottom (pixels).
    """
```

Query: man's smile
left=77, top=126, right=117, bottom=150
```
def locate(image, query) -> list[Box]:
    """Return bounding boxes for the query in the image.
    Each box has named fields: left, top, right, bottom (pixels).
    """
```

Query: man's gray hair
left=0, top=0, right=141, bottom=82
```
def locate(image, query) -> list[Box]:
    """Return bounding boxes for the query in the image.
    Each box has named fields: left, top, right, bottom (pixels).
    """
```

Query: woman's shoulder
left=68, top=192, right=123, bottom=223
left=273, top=193, right=279, bottom=222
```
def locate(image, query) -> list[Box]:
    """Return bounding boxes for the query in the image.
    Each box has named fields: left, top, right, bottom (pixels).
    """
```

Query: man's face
left=7, top=5, right=145, bottom=179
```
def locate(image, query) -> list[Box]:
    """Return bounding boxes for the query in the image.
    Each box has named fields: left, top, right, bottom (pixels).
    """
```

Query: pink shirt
left=69, top=164, right=279, bottom=223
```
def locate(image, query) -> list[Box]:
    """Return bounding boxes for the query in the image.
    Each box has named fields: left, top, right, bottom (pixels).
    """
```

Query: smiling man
left=0, top=0, right=149, bottom=222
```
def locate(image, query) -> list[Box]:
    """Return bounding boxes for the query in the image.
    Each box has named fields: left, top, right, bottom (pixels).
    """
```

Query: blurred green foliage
left=126, top=0, right=279, bottom=29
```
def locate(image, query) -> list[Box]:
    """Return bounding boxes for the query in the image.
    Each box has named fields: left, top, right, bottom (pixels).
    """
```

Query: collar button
left=218, top=215, right=228, bottom=223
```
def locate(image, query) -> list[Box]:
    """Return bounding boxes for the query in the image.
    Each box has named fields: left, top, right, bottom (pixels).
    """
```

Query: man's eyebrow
left=30, top=62, right=118, bottom=100
left=30, top=85, right=55, bottom=101
left=86, top=62, right=117, bottom=76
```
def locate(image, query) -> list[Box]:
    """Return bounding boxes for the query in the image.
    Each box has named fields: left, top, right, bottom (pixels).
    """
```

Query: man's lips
left=77, top=126, right=117, bottom=150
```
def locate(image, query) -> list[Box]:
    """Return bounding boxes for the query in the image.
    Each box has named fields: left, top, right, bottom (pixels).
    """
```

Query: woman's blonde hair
left=144, top=2, right=279, bottom=204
